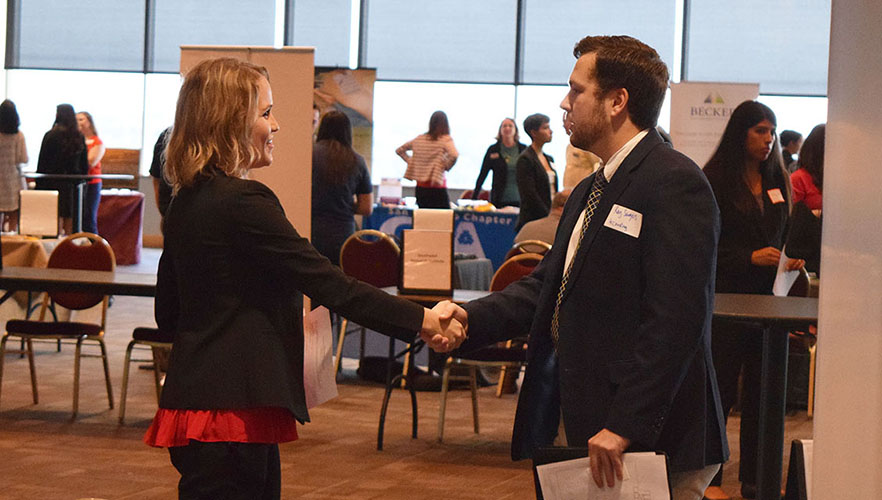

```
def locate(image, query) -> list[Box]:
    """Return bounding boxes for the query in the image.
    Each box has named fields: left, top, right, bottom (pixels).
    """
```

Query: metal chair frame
left=0, top=232, right=115, bottom=420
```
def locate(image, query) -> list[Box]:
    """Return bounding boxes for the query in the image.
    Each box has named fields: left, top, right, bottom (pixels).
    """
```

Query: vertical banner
left=314, top=67, right=376, bottom=170
left=669, top=82, right=759, bottom=168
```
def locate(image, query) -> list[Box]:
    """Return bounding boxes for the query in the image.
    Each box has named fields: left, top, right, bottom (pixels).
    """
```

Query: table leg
left=756, top=324, right=789, bottom=500
left=72, top=183, right=85, bottom=233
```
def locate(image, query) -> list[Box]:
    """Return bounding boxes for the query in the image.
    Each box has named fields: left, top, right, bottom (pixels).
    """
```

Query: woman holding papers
left=702, top=100, right=803, bottom=500
left=143, top=57, right=464, bottom=500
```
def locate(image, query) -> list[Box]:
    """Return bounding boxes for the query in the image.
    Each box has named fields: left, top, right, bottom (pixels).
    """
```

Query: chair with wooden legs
left=0, top=232, right=116, bottom=419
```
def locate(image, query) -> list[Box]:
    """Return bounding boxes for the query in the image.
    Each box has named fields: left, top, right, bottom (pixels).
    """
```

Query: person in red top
left=790, top=124, right=825, bottom=211
left=145, top=57, right=465, bottom=500
left=77, top=111, right=105, bottom=234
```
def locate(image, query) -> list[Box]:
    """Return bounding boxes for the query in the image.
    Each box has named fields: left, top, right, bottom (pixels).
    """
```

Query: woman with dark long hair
left=35, top=103, right=88, bottom=235
left=396, top=110, right=458, bottom=208
left=77, top=111, right=105, bottom=234
left=0, top=99, right=28, bottom=233
left=702, top=100, right=804, bottom=500
left=472, top=117, right=527, bottom=207
left=311, top=110, right=373, bottom=265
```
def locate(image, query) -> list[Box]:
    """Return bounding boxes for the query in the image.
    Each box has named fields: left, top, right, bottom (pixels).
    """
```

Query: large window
left=686, top=0, right=831, bottom=95
left=6, top=0, right=145, bottom=71
left=521, top=0, right=677, bottom=85
left=372, top=82, right=516, bottom=188
left=362, top=0, right=518, bottom=82
left=151, top=0, right=276, bottom=72
left=289, top=0, right=352, bottom=67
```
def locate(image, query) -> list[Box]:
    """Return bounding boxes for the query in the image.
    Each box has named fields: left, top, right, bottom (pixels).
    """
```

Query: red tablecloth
left=97, top=191, right=144, bottom=265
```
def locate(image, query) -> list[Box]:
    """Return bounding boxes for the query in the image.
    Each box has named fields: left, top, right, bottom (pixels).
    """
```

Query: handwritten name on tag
left=603, top=204, right=642, bottom=238
left=768, top=188, right=785, bottom=204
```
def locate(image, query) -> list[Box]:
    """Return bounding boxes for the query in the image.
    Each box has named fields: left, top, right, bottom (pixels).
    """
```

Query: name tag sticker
left=604, top=204, right=642, bottom=238
left=489, top=152, right=500, bottom=159
left=767, top=188, right=785, bottom=204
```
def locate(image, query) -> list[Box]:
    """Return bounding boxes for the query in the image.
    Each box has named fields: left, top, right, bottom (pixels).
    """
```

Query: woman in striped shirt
left=396, top=110, right=458, bottom=208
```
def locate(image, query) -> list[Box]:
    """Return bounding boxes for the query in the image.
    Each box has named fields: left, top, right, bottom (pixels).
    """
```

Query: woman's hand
left=751, top=246, right=781, bottom=267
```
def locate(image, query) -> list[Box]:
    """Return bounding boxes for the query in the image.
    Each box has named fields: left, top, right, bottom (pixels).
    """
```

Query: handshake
left=419, top=301, right=469, bottom=353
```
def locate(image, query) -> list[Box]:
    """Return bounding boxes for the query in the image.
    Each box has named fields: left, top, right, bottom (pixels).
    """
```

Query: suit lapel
left=560, top=131, right=664, bottom=303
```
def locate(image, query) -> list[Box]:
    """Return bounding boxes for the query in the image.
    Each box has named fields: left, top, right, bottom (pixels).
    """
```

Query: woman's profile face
left=76, top=113, right=90, bottom=136
left=745, top=119, right=775, bottom=164
left=499, top=119, right=516, bottom=141
left=250, top=77, right=280, bottom=169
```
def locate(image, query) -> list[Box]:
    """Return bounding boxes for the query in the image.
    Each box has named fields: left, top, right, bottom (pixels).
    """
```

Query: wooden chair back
left=339, top=230, right=400, bottom=288
left=101, top=149, right=141, bottom=189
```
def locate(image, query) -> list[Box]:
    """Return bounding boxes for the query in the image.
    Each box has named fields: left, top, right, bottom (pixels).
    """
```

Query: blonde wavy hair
left=165, top=57, right=269, bottom=192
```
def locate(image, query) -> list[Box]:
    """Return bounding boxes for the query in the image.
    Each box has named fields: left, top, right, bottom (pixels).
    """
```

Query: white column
left=813, top=0, right=882, bottom=496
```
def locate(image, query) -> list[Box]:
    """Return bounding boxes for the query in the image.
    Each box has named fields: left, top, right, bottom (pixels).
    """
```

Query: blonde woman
left=144, top=57, right=463, bottom=499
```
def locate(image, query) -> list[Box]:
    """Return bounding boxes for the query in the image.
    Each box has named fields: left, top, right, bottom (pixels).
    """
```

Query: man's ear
left=608, top=88, right=629, bottom=118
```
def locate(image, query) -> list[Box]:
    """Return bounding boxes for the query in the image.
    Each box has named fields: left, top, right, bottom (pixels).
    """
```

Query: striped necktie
left=550, top=171, right=609, bottom=347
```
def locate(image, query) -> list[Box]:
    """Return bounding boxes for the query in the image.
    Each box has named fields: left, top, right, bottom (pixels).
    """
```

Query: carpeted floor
left=0, top=248, right=812, bottom=499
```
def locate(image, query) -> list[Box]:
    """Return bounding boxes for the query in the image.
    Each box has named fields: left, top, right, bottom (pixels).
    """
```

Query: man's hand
left=433, top=300, right=469, bottom=333
left=420, top=307, right=465, bottom=352
left=587, top=428, right=631, bottom=488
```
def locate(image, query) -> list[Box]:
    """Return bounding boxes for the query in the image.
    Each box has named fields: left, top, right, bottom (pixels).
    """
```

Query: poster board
left=180, top=46, right=315, bottom=240
left=669, top=81, right=760, bottom=167
left=314, top=67, right=376, bottom=170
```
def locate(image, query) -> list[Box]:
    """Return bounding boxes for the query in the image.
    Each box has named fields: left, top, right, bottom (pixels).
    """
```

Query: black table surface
left=22, top=173, right=135, bottom=180
left=0, top=266, right=156, bottom=297
left=713, top=293, right=818, bottom=325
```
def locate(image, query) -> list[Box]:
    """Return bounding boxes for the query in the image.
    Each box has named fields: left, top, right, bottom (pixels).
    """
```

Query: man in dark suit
left=440, top=35, right=727, bottom=500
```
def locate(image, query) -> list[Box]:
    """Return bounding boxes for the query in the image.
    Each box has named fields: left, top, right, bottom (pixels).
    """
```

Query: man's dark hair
left=780, top=130, right=802, bottom=148
left=573, top=35, right=669, bottom=130
left=523, top=113, right=550, bottom=140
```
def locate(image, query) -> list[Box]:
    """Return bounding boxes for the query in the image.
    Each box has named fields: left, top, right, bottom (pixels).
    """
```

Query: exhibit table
left=97, top=190, right=144, bottom=265
left=22, top=173, right=135, bottom=234
left=713, top=293, right=818, bottom=500
left=363, top=206, right=518, bottom=270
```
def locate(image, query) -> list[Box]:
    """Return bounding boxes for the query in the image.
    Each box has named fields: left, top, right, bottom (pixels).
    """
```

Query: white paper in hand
left=302, top=306, right=338, bottom=408
left=536, top=452, right=670, bottom=500
left=772, top=245, right=799, bottom=296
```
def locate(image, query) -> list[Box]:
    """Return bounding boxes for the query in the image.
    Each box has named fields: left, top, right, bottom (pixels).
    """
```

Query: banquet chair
left=334, top=229, right=401, bottom=375
left=504, top=239, right=552, bottom=261
left=0, top=232, right=115, bottom=419
left=118, top=327, right=174, bottom=424
left=437, top=253, right=542, bottom=442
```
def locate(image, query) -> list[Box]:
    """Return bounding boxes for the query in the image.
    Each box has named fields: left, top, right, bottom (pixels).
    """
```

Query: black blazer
left=460, top=130, right=728, bottom=473
left=472, top=141, right=527, bottom=207
left=156, top=170, right=424, bottom=423
left=35, top=128, right=88, bottom=190
left=705, top=163, right=790, bottom=294
left=516, top=146, right=557, bottom=230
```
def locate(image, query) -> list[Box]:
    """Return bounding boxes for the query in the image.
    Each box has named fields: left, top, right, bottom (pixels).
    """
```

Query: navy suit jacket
left=460, top=130, right=728, bottom=472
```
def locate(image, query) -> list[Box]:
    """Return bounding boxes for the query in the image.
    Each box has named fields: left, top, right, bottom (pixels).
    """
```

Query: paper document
left=772, top=245, right=799, bottom=296
left=536, top=452, right=670, bottom=500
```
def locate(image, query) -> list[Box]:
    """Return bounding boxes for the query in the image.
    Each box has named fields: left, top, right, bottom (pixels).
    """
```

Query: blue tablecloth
left=363, top=206, right=517, bottom=270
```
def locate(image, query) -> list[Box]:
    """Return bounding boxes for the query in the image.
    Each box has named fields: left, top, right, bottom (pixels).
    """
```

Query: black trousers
left=709, top=319, right=762, bottom=487
left=415, top=186, right=450, bottom=209
left=169, top=441, right=281, bottom=500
